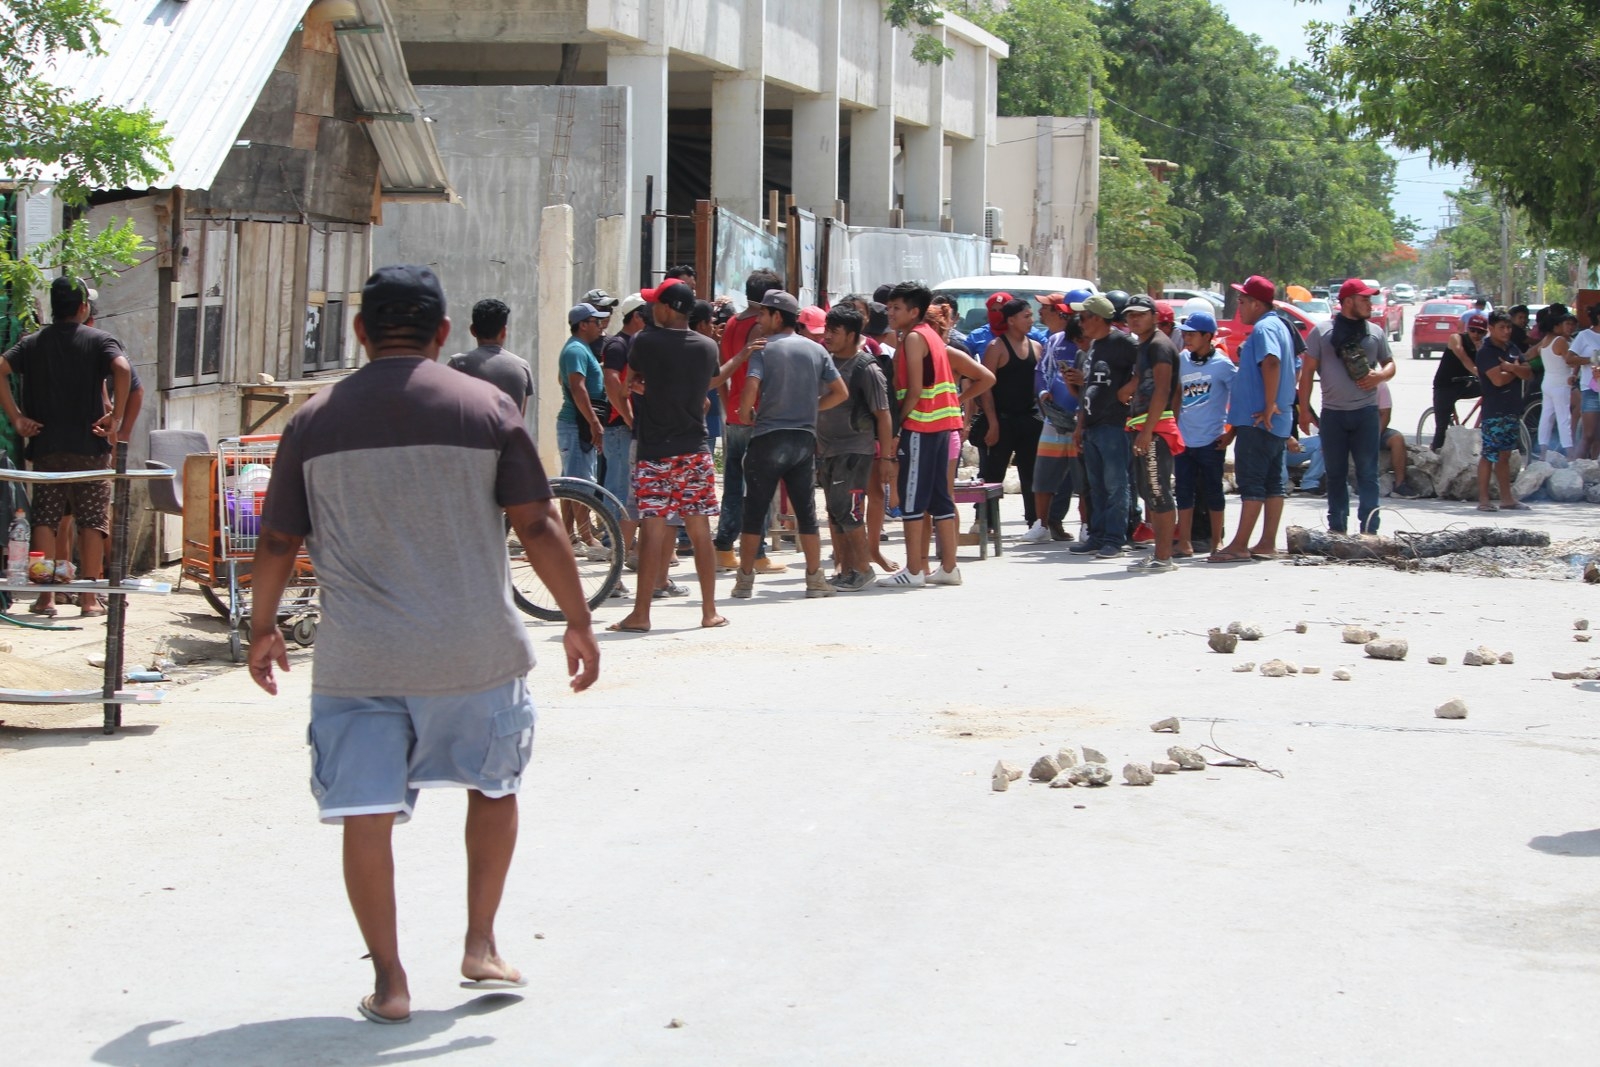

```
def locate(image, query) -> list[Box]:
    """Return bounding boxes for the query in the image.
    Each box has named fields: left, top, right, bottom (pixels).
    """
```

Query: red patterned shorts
left=632, top=452, right=720, bottom=519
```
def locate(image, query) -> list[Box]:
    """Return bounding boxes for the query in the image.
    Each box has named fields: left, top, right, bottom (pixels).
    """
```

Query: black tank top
left=992, top=336, right=1038, bottom=417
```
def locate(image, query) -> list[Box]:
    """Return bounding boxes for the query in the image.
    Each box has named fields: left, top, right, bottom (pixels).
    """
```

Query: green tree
left=1313, top=1, right=1600, bottom=255
left=972, top=0, right=1192, bottom=287
left=884, top=0, right=956, bottom=64
left=1092, top=0, right=1403, bottom=287
left=1097, top=125, right=1195, bottom=292
left=0, top=1, right=166, bottom=326
left=1, top=0, right=169, bottom=205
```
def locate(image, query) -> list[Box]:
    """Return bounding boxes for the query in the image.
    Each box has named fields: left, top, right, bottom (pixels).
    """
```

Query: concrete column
left=902, top=123, right=944, bottom=230
left=848, top=15, right=896, bottom=227
left=901, top=28, right=945, bottom=230
left=791, top=0, right=840, bottom=217
left=536, top=204, right=575, bottom=464
left=949, top=47, right=989, bottom=237
left=711, top=0, right=765, bottom=224
left=607, top=5, right=667, bottom=286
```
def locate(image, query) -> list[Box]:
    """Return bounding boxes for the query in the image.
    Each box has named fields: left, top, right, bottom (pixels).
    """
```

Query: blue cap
left=1064, top=287, right=1093, bottom=307
left=568, top=302, right=609, bottom=327
left=1178, top=310, right=1217, bottom=334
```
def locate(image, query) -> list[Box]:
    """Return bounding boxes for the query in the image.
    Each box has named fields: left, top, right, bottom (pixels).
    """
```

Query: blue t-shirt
left=1178, top=351, right=1237, bottom=448
left=1037, top=332, right=1080, bottom=413
left=1229, top=314, right=1296, bottom=438
left=557, top=336, right=604, bottom=423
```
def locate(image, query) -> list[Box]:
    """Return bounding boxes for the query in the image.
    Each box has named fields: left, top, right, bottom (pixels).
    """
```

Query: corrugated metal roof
left=33, top=0, right=452, bottom=201
left=41, top=0, right=308, bottom=191
left=339, top=0, right=455, bottom=201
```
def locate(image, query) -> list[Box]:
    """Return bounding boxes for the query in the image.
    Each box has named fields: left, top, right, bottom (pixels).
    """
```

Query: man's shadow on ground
left=94, top=993, right=520, bottom=1066
left=1528, top=829, right=1600, bottom=857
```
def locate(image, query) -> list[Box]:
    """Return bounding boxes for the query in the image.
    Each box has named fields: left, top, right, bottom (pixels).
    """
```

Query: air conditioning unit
left=984, top=205, right=1004, bottom=242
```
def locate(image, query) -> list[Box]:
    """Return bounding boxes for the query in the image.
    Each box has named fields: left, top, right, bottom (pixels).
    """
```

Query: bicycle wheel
left=1415, top=407, right=1441, bottom=448
left=510, top=480, right=625, bottom=622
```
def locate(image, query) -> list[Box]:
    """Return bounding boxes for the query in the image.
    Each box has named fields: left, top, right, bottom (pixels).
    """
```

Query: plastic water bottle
left=7, top=509, right=27, bottom=585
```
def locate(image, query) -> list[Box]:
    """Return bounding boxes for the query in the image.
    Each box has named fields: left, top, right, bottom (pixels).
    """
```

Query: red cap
left=1337, top=277, right=1380, bottom=301
left=641, top=281, right=696, bottom=313
left=1038, top=292, right=1069, bottom=309
left=1231, top=275, right=1276, bottom=305
left=797, top=305, right=826, bottom=332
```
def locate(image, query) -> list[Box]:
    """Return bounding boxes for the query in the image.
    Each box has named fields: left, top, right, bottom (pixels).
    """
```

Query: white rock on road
left=1122, top=763, right=1155, bottom=786
left=1434, top=697, right=1468, bottom=720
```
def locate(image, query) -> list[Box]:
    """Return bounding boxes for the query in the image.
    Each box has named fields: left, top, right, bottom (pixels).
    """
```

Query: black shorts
left=817, top=452, right=873, bottom=530
left=896, top=430, right=955, bottom=523
left=1133, top=434, right=1176, bottom=516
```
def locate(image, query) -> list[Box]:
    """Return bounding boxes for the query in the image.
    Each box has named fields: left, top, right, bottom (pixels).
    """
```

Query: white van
left=931, top=275, right=1099, bottom=336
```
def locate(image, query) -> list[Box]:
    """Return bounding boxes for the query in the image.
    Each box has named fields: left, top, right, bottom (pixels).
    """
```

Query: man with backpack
left=815, top=306, right=893, bottom=591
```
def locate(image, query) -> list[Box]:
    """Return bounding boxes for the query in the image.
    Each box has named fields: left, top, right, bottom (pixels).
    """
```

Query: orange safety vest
left=894, top=323, right=964, bottom=433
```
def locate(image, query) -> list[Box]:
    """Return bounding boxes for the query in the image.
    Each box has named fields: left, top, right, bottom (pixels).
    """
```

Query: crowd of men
left=452, top=267, right=1513, bottom=616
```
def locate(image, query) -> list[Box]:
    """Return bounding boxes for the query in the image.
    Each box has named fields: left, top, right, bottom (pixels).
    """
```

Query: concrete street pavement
left=4, top=481, right=1599, bottom=1065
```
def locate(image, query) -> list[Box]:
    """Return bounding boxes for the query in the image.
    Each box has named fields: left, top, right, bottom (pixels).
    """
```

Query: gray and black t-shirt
left=262, top=357, right=551, bottom=698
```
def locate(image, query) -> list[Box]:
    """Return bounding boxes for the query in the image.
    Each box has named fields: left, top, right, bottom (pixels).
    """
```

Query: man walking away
left=1297, top=278, right=1396, bottom=534
left=1173, top=310, right=1235, bottom=557
left=1120, top=295, right=1183, bottom=573
left=1473, top=310, right=1534, bottom=510
left=448, top=299, right=534, bottom=414
left=1211, top=275, right=1295, bottom=562
left=1065, top=294, right=1138, bottom=559
left=248, top=264, right=599, bottom=1025
left=609, top=281, right=726, bottom=631
left=713, top=269, right=784, bottom=573
left=816, top=306, right=893, bottom=591
left=0, top=276, right=131, bottom=617
left=879, top=281, right=995, bottom=587
left=731, top=290, right=848, bottom=599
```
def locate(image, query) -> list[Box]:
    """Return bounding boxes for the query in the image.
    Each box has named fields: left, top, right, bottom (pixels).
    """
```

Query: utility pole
left=1537, top=247, right=1547, bottom=303
left=1499, top=201, right=1513, bottom=305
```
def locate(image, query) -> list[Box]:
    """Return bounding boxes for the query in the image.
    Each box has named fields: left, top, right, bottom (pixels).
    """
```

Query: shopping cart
left=181, top=434, right=317, bottom=662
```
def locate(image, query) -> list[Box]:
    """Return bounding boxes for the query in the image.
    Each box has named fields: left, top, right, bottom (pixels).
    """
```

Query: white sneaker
left=876, top=569, right=927, bottom=589
left=927, top=565, right=963, bottom=586
left=581, top=543, right=612, bottom=562
left=1018, top=521, right=1051, bottom=544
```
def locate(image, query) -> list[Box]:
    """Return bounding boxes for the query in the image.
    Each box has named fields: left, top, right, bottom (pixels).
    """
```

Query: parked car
left=931, top=275, right=1098, bottom=336
left=1390, top=283, right=1417, bottom=304
left=1371, top=290, right=1405, bottom=341
left=1161, top=287, right=1226, bottom=311
left=1293, top=298, right=1332, bottom=323
left=1409, top=299, right=1473, bottom=359
left=1214, top=300, right=1317, bottom=361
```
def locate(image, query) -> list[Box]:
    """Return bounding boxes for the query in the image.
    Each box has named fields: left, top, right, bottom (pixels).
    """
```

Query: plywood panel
left=297, top=47, right=338, bottom=118
left=237, top=68, right=299, bottom=147
left=310, top=118, right=382, bottom=223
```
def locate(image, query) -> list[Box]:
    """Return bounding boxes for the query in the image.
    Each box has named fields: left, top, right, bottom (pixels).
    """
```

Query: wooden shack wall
left=186, top=22, right=381, bottom=225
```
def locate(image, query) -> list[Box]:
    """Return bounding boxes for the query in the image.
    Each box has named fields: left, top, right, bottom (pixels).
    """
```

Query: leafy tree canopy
left=1091, top=0, right=1404, bottom=287
left=1, top=0, right=170, bottom=206
left=1313, top=0, right=1600, bottom=256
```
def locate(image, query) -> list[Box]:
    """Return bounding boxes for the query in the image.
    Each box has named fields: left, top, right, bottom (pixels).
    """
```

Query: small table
left=952, top=481, right=1004, bottom=559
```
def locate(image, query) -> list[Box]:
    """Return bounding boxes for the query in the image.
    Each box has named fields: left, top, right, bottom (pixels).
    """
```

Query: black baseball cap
left=360, top=265, right=446, bottom=333
left=1123, top=294, right=1158, bottom=315
left=759, top=290, right=801, bottom=315
left=641, top=280, right=696, bottom=315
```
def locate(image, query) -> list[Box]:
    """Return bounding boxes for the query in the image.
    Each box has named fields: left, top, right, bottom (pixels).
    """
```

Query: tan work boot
left=804, top=569, right=836, bottom=598
left=751, top=556, right=786, bottom=574
left=731, top=569, right=755, bottom=599
left=715, top=549, right=738, bottom=572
